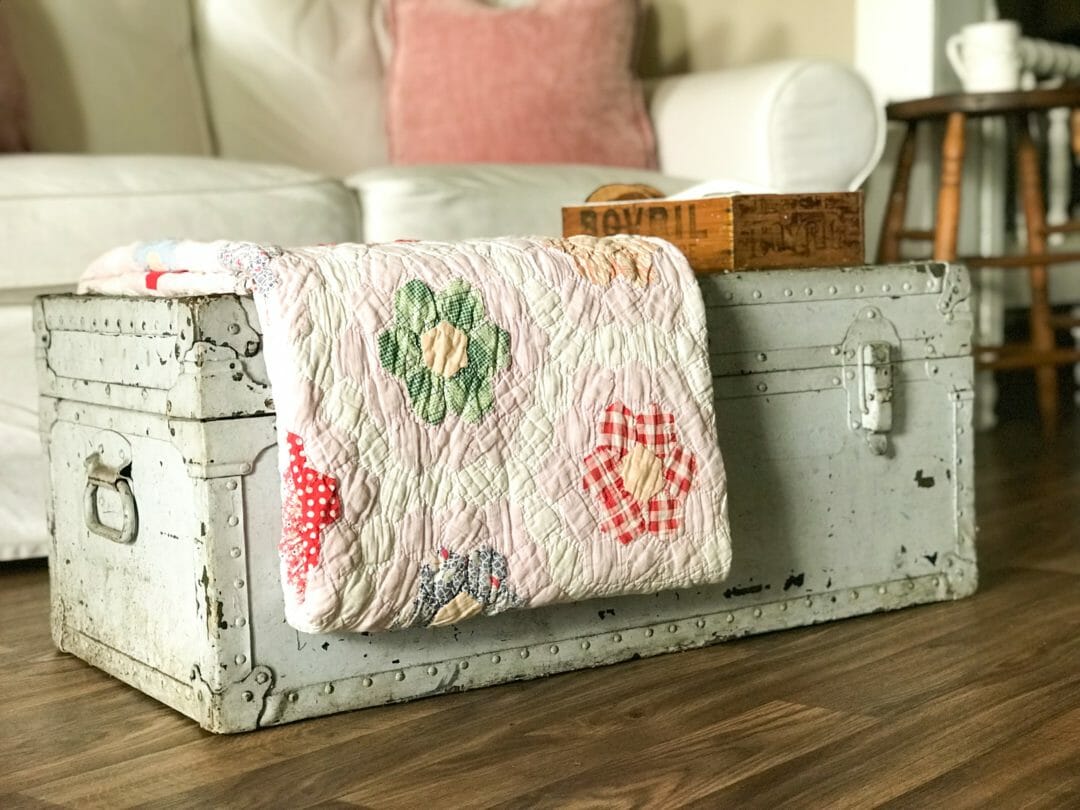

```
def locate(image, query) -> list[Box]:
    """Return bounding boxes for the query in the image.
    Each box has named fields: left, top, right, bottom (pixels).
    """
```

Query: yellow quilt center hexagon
left=619, top=443, right=665, bottom=503
left=421, top=320, right=470, bottom=378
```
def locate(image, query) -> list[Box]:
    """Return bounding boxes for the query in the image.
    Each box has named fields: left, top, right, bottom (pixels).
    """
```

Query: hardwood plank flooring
left=2, top=417, right=1080, bottom=808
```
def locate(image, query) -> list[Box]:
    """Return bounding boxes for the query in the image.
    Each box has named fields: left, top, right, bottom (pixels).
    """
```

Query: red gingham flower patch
left=582, top=402, right=697, bottom=544
left=281, top=432, right=341, bottom=601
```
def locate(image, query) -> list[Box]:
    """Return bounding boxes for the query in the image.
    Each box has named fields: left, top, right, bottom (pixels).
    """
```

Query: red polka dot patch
left=280, top=432, right=341, bottom=602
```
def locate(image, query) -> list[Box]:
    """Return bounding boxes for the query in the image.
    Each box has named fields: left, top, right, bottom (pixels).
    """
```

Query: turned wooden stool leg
left=1016, top=120, right=1059, bottom=435
left=933, top=112, right=967, bottom=262
left=877, top=123, right=918, bottom=263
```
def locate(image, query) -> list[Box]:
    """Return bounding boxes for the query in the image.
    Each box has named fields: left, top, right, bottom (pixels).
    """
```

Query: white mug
left=946, top=20, right=1022, bottom=92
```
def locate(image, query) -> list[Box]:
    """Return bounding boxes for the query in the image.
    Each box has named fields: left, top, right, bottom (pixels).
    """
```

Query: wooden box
left=561, top=192, right=865, bottom=273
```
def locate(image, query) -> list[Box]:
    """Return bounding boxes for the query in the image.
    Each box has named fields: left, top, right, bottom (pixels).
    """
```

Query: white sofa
left=0, top=0, right=884, bottom=560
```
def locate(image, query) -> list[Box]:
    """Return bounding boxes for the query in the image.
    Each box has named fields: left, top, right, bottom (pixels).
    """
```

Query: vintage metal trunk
left=35, top=262, right=977, bottom=733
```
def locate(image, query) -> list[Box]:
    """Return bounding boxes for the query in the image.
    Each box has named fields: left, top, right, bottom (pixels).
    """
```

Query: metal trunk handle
left=83, top=453, right=138, bottom=544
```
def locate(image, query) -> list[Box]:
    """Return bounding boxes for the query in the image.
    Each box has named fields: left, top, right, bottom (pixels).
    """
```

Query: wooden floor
left=3, top=416, right=1080, bottom=808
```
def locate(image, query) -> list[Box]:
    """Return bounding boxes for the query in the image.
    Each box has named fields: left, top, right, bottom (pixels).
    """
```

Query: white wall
left=641, top=0, right=856, bottom=76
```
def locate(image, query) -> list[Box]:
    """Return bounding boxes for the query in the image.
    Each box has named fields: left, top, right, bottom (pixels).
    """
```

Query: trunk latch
left=858, top=342, right=893, bottom=455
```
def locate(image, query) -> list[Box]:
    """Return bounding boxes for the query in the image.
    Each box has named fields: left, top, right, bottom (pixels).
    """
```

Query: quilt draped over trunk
left=79, top=236, right=731, bottom=633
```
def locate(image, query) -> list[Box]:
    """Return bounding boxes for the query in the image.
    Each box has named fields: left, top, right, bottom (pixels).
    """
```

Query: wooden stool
left=877, top=87, right=1080, bottom=434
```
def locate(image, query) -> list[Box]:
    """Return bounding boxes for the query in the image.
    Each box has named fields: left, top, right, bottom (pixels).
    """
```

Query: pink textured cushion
left=386, top=0, right=656, bottom=168
left=0, top=14, right=28, bottom=152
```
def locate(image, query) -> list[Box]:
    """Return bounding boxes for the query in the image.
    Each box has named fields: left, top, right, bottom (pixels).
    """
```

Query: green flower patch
left=378, top=279, right=510, bottom=425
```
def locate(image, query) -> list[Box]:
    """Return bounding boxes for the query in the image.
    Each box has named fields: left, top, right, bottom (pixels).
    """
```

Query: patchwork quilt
left=79, top=236, right=731, bottom=633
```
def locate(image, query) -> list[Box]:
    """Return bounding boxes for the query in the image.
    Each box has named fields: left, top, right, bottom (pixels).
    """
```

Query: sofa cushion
left=385, top=0, right=656, bottom=168
left=0, top=155, right=361, bottom=295
left=0, top=15, right=27, bottom=152
left=1, top=0, right=212, bottom=155
left=0, top=303, right=48, bottom=559
left=194, top=0, right=388, bottom=177
left=346, top=163, right=692, bottom=242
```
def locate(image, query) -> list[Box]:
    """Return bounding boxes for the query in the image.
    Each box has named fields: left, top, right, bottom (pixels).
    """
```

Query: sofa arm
left=649, top=60, right=885, bottom=193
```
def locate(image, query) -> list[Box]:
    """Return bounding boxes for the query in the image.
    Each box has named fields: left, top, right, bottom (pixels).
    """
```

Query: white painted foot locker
left=35, top=262, right=977, bottom=733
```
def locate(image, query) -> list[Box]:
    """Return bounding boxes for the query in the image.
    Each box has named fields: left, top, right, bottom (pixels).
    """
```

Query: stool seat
left=887, top=87, right=1080, bottom=121
left=877, top=86, right=1080, bottom=435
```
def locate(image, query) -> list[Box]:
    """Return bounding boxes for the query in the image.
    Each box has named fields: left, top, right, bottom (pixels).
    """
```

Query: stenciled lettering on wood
left=575, top=202, right=710, bottom=241
left=563, top=193, right=864, bottom=272
left=735, top=195, right=863, bottom=266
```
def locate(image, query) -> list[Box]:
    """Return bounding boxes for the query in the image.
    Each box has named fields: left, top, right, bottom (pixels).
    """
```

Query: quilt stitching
left=76, top=235, right=732, bottom=633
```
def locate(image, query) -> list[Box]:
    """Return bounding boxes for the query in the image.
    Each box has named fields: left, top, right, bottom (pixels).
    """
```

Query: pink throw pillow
left=385, top=0, right=656, bottom=169
left=0, top=14, right=28, bottom=152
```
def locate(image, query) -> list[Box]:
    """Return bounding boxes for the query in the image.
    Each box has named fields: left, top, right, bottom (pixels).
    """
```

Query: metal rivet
left=234, top=654, right=246, bottom=665
left=230, top=547, right=241, bottom=558
left=362, top=677, right=374, bottom=687
left=828, top=286, right=838, bottom=295
left=612, top=633, right=623, bottom=643
left=831, top=377, right=841, bottom=386
left=580, top=640, right=591, bottom=650
left=459, top=660, right=469, bottom=670
left=255, top=672, right=269, bottom=685
left=324, top=683, right=334, bottom=695
left=227, top=515, right=240, bottom=527
left=851, top=420, right=861, bottom=429
left=902, top=282, right=912, bottom=291
left=757, top=352, right=768, bottom=362
left=242, top=691, right=254, bottom=702
left=549, top=645, right=559, bottom=655
left=225, top=480, right=238, bottom=491
left=395, top=671, right=406, bottom=681
left=908, top=581, right=916, bottom=590
left=830, top=346, right=841, bottom=356
left=933, top=578, right=941, bottom=587
left=753, top=608, right=762, bottom=618
left=491, top=655, right=501, bottom=664
left=882, top=284, right=891, bottom=292
left=234, top=578, right=245, bottom=589
left=644, top=628, right=654, bottom=637
left=850, top=591, right=859, bottom=600
left=695, top=619, right=706, bottom=628
left=723, top=291, right=734, bottom=301
left=784, top=288, right=794, bottom=297
left=520, top=649, right=530, bottom=659
left=866, top=310, right=877, bottom=319
left=726, top=613, right=735, bottom=623
left=780, top=603, right=788, bottom=612
left=752, top=290, right=763, bottom=299
left=854, top=284, right=864, bottom=293
left=235, top=617, right=246, bottom=627
left=228, top=323, right=242, bottom=334
left=427, top=666, right=438, bottom=676
left=667, top=624, right=678, bottom=633
left=846, top=370, right=856, bottom=380
left=878, top=586, right=887, bottom=595
left=287, top=692, right=299, bottom=703
left=804, top=287, right=813, bottom=296
left=805, top=598, right=813, bottom=607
